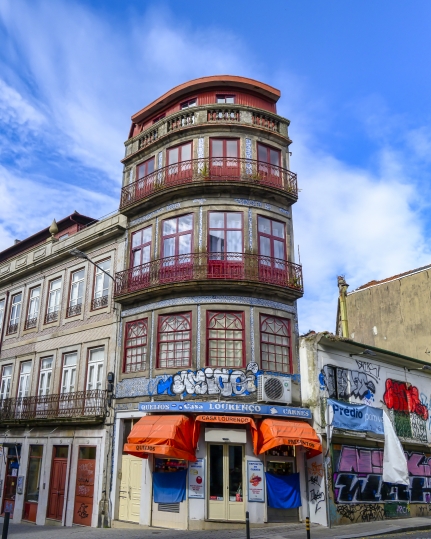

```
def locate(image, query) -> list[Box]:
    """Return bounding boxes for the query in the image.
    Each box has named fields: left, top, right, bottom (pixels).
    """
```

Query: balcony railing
left=120, top=157, right=297, bottom=209
left=24, top=316, right=38, bottom=330
left=114, top=252, right=303, bottom=298
left=91, top=295, right=109, bottom=310
left=45, top=310, right=59, bottom=324
left=0, top=390, right=107, bottom=425
left=6, top=322, right=18, bottom=335
left=67, top=303, right=82, bottom=317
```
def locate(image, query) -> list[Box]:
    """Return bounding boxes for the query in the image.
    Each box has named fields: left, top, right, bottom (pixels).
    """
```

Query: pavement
left=0, top=516, right=431, bottom=539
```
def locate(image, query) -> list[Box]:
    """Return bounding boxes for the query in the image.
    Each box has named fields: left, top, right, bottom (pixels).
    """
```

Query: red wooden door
left=210, top=139, right=239, bottom=179
left=47, top=457, right=68, bottom=520
left=73, top=449, right=96, bottom=526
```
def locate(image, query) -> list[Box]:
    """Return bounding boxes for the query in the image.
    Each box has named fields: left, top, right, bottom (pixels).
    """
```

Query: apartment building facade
left=0, top=211, right=126, bottom=527
left=110, top=76, right=319, bottom=530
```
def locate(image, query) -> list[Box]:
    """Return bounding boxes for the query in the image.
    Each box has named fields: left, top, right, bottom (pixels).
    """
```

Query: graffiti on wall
left=308, top=461, right=325, bottom=514
left=333, top=445, right=431, bottom=504
left=384, top=380, right=429, bottom=420
left=336, top=503, right=385, bottom=522
left=319, top=360, right=381, bottom=404
left=116, top=363, right=301, bottom=399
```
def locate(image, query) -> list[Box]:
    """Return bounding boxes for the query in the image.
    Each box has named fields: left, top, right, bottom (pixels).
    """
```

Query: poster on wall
left=247, top=461, right=265, bottom=502
left=188, top=459, right=205, bottom=499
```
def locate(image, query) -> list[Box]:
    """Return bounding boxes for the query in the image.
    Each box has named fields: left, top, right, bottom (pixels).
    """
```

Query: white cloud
left=0, top=79, right=45, bottom=128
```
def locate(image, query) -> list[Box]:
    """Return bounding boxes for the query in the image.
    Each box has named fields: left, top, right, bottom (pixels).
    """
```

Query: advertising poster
left=247, top=461, right=265, bottom=502
left=189, top=458, right=205, bottom=499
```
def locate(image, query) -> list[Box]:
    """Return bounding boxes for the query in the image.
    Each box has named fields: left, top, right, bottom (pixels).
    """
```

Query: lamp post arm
left=87, top=259, right=115, bottom=282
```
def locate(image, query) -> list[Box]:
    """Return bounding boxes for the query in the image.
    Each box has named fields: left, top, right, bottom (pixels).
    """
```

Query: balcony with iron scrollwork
left=0, top=389, right=107, bottom=427
left=91, top=295, right=109, bottom=310
left=120, top=157, right=298, bottom=214
left=44, top=310, right=59, bottom=324
left=67, top=303, right=82, bottom=317
left=114, top=252, right=303, bottom=304
left=24, top=316, right=38, bottom=330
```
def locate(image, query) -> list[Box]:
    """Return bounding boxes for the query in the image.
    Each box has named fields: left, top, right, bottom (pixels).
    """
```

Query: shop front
left=116, top=401, right=320, bottom=530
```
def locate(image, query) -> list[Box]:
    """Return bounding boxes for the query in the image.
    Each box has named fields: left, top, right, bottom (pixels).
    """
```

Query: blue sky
left=1, top=0, right=431, bottom=333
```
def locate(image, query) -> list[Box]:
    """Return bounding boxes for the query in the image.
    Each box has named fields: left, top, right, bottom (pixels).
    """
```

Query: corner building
left=111, top=76, right=319, bottom=530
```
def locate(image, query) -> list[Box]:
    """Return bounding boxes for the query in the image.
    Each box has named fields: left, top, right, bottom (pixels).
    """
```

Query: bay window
left=210, top=138, right=239, bottom=177
left=161, top=215, right=193, bottom=282
left=208, top=212, right=243, bottom=278
left=167, top=142, right=192, bottom=182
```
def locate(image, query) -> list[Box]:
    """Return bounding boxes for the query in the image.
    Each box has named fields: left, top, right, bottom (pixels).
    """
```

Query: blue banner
left=137, top=400, right=312, bottom=419
left=328, top=399, right=384, bottom=434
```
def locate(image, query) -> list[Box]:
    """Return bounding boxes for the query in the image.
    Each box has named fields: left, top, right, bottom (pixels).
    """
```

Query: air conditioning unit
left=257, top=375, right=292, bottom=404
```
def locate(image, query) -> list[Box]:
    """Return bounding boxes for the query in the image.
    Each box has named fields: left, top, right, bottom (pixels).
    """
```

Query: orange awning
left=257, top=418, right=322, bottom=458
left=124, top=414, right=197, bottom=461
left=195, top=415, right=258, bottom=454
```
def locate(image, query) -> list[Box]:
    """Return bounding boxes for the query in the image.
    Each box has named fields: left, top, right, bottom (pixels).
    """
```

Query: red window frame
left=207, top=212, right=244, bottom=279
left=180, top=97, right=197, bottom=109
left=257, top=143, right=282, bottom=186
left=257, top=216, right=286, bottom=260
left=260, top=314, right=292, bottom=373
left=135, top=156, right=156, bottom=198
left=166, top=141, right=193, bottom=184
left=130, top=226, right=152, bottom=268
left=153, top=113, right=165, bottom=124
left=257, top=143, right=281, bottom=167
left=206, top=311, right=245, bottom=367
left=209, top=138, right=240, bottom=178
left=161, top=214, right=194, bottom=259
left=123, top=319, right=148, bottom=373
left=156, top=312, right=192, bottom=369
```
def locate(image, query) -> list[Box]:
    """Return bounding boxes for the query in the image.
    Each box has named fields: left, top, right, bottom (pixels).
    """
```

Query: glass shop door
left=208, top=444, right=244, bottom=521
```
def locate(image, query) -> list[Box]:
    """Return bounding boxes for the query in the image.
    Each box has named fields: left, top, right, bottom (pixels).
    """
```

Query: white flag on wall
left=382, top=411, right=409, bottom=486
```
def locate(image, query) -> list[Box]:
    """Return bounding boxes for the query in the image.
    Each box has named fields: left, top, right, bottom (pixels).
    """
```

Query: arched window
left=260, top=315, right=291, bottom=373
left=207, top=311, right=244, bottom=367
left=157, top=312, right=191, bottom=368
left=124, top=319, right=148, bottom=373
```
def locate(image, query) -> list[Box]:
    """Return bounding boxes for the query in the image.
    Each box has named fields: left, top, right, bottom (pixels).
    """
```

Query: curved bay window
left=124, top=319, right=148, bottom=373
left=167, top=142, right=192, bottom=184
left=157, top=312, right=191, bottom=369
left=161, top=214, right=193, bottom=282
left=258, top=216, right=287, bottom=286
left=136, top=156, right=155, bottom=198
left=257, top=143, right=281, bottom=186
left=260, top=315, right=291, bottom=373
left=208, top=212, right=243, bottom=279
left=207, top=311, right=244, bottom=367
left=210, top=138, right=239, bottom=178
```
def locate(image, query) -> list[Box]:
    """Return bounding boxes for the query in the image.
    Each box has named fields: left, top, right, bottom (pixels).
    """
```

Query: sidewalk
left=1, top=517, right=431, bottom=539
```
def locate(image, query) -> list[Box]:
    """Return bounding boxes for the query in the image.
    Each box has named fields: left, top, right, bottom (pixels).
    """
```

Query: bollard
left=1, top=511, right=10, bottom=539
left=245, top=510, right=250, bottom=539
left=305, top=516, right=310, bottom=539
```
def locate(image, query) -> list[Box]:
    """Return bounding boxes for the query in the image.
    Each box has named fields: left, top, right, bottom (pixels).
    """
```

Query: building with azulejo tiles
left=110, top=76, right=321, bottom=530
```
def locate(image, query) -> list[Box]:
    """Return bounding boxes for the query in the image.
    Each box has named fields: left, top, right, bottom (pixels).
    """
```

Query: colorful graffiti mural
left=384, top=380, right=428, bottom=421
left=333, top=445, right=431, bottom=504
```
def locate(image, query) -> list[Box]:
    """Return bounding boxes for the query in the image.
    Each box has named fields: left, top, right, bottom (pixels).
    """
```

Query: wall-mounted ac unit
left=257, top=375, right=292, bottom=404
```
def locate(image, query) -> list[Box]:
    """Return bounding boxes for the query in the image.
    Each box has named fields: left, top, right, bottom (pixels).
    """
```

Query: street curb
left=333, top=522, right=431, bottom=539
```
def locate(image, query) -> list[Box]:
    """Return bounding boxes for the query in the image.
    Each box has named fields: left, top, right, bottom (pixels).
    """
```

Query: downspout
left=0, top=291, right=10, bottom=354
left=337, top=276, right=349, bottom=338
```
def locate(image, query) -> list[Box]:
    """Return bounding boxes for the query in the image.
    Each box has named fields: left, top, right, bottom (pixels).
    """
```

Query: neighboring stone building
left=300, top=332, right=431, bottom=527
left=336, top=267, right=431, bottom=362
left=110, top=75, right=317, bottom=530
left=0, top=211, right=127, bottom=527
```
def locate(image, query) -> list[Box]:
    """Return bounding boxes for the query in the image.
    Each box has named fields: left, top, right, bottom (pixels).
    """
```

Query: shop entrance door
left=1, top=445, right=21, bottom=517
left=208, top=444, right=244, bottom=521
left=118, top=454, right=142, bottom=523
left=47, top=446, right=69, bottom=521
left=266, top=456, right=298, bottom=522
left=73, top=446, right=96, bottom=526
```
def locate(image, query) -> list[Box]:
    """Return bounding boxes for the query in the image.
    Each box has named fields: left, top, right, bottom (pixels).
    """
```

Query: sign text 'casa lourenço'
left=138, top=401, right=312, bottom=418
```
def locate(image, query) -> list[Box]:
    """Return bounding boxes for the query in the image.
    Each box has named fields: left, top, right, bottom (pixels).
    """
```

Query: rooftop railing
left=114, top=252, right=303, bottom=298
left=120, top=157, right=297, bottom=209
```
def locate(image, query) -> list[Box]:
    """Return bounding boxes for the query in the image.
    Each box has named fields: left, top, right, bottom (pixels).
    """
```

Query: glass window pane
left=226, top=140, right=238, bottom=158
left=142, top=245, right=151, bottom=264
left=209, top=213, right=224, bottom=229
left=258, top=216, right=271, bottom=234
left=260, top=236, right=271, bottom=257
left=270, top=149, right=280, bottom=166
left=168, top=148, right=179, bottom=165
left=226, top=96, right=235, bottom=103
left=147, top=158, right=155, bottom=174
left=211, top=140, right=223, bottom=158
left=163, top=237, right=175, bottom=257
left=274, top=240, right=285, bottom=260
left=258, top=145, right=267, bottom=163
left=132, top=231, right=141, bottom=248
left=209, top=445, right=224, bottom=498
left=142, top=226, right=152, bottom=244
left=181, top=143, right=192, bottom=161
left=227, top=231, right=242, bottom=252
left=272, top=221, right=285, bottom=238
left=178, top=214, right=193, bottom=232
left=209, top=231, right=224, bottom=253
left=163, top=219, right=177, bottom=236
left=179, top=234, right=192, bottom=255
left=226, top=213, right=241, bottom=229
left=89, top=347, right=104, bottom=362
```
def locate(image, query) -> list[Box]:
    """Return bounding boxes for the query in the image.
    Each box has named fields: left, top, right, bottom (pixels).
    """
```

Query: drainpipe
left=337, top=276, right=349, bottom=338
left=0, top=291, right=10, bottom=354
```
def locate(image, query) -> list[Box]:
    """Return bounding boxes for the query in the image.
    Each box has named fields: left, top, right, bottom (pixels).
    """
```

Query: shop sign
left=247, top=461, right=265, bottom=502
left=188, top=458, right=205, bottom=499
left=138, top=401, right=312, bottom=419
left=328, top=398, right=384, bottom=434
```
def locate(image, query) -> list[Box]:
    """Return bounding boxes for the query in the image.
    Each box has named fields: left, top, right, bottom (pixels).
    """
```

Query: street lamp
left=69, top=249, right=115, bottom=282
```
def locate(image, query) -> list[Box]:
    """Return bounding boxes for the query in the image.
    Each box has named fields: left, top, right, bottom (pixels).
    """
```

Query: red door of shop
left=73, top=447, right=96, bottom=526
left=47, top=446, right=68, bottom=521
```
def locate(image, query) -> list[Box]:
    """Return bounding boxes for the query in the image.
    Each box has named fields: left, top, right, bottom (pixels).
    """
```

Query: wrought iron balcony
left=45, top=310, right=59, bottom=324
left=67, top=303, right=82, bottom=317
left=120, top=157, right=297, bottom=210
left=114, top=252, right=303, bottom=300
left=24, top=316, right=38, bottom=330
left=0, top=390, right=107, bottom=426
left=91, top=295, right=109, bottom=310
left=6, top=322, right=18, bottom=335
